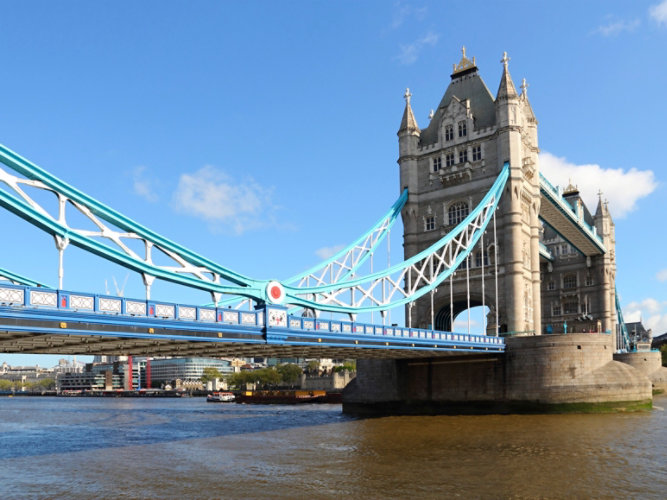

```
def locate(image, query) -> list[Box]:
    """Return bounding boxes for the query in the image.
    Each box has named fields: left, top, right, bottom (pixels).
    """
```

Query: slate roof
left=419, top=69, right=496, bottom=146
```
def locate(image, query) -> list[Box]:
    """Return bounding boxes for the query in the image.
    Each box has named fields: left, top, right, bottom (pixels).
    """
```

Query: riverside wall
left=343, top=333, right=653, bottom=415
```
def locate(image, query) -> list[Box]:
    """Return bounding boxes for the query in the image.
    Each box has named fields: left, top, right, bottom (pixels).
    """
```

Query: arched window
left=448, top=201, right=469, bottom=226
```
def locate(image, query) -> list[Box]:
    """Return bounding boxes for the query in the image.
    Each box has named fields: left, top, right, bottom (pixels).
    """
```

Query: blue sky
left=1, top=1, right=666, bottom=367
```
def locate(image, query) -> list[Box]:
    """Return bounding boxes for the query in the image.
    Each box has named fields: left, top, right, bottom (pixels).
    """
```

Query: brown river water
left=0, top=395, right=665, bottom=499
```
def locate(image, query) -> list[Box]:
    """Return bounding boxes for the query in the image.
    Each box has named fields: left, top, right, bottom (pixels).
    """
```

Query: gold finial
left=564, top=178, right=579, bottom=195
left=404, top=88, right=412, bottom=104
left=452, top=46, right=477, bottom=76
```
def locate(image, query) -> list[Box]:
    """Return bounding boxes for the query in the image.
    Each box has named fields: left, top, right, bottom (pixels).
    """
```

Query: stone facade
left=398, top=49, right=616, bottom=337
left=399, top=50, right=541, bottom=335
left=540, top=186, right=617, bottom=345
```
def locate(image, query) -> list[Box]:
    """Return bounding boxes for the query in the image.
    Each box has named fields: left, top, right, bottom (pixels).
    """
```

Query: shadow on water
left=0, top=397, right=352, bottom=459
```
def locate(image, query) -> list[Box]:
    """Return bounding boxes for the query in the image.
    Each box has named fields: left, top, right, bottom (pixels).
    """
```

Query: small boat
left=235, top=389, right=327, bottom=404
left=206, top=391, right=235, bottom=403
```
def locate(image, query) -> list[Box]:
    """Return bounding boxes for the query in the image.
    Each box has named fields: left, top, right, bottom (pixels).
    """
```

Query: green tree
left=306, top=360, right=320, bottom=374
left=201, top=367, right=223, bottom=384
left=334, top=361, right=356, bottom=373
left=0, top=379, right=14, bottom=391
left=660, top=345, right=667, bottom=367
left=277, top=363, right=302, bottom=386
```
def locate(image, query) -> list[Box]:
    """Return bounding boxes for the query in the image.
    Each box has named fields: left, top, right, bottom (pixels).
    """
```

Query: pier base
left=343, top=333, right=653, bottom=415
left=614, top=351, right=667, bottom=393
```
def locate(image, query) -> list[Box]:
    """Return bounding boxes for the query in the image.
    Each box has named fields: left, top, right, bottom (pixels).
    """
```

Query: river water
left=0, top=395, right=665, bottom=499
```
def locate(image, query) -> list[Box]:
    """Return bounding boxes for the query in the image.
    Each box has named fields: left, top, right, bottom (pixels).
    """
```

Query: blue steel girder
left=0, top=142, right=507, bottom=316
left=615, top=286, right=631, bottom=353
left=0, top=266, right=50, bottom=288
left=0, top=283, right=505, bottom=358
left=281, top=164, right=510, bottom=314
left=539, top=173, right=606, bottom=256
left=0, top=143, right=264, bottom=298
left=212, top=188, right=408, bottom=310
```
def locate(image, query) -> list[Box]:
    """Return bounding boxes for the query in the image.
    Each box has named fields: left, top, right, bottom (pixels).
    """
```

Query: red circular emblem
left=265, top=281, right=285, bottom=304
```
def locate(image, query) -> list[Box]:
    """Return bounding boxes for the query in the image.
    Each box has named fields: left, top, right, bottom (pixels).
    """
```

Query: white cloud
left=132, top=166, right=158, bottom=202
left=625, top=298, right=667, bottom=334
left=315, top=244, right=345, bottom=261
left=396, top=32, right=439, bottom=65
left=657, top=269, right=667, bottom=282
left=650, top=1, right=667, bottom=26
left=391, top=2, right=427, bottom=29
left=593, top=18, right=640, bottom=36
left=539, top=152, right=657, bottom=219
left=172, top=165, right=276, bottom=234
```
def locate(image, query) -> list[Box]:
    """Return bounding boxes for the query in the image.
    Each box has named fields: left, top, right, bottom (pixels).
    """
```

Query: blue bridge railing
left=0, top=283, right=505, bottom=353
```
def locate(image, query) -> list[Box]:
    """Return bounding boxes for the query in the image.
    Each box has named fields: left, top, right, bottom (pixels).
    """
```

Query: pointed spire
left=595, top=189, right=610, bottom=217
left=496, top=51, right=518, bottom=100
left=399, top=88, right=420, bottom=134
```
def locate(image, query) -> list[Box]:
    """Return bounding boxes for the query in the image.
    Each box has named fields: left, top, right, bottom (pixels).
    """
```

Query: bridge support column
left=343, top=334, right=653, bottom=415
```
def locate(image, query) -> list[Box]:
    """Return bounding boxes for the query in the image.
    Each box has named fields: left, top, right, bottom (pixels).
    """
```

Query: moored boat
left=206, top=391, right=235, bottom=402
left=235, top=389, right=328, bottom=404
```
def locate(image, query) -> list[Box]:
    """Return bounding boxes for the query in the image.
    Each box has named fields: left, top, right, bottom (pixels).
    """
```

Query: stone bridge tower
left=398, top=49, right=542, bottom=334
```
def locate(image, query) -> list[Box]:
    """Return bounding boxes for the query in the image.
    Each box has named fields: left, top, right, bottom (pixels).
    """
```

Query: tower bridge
left=0, top=48, right=664, bottom=413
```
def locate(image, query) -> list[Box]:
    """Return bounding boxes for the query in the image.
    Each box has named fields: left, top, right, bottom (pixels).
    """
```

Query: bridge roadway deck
left=539, top=175, right=606, bottom=256
left=0, top=284, right=504, bottom=359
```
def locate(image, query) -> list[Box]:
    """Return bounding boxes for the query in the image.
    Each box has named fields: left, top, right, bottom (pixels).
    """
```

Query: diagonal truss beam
left=280, top=164, right=509, bottom=314
left=0, top=143, right=264, bottom=298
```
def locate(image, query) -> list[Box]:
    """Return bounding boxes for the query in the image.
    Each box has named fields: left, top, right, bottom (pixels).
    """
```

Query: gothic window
left=472, top=145, right=482, bottom=161
left=552, top=303, right=561, bottom=316
left=563, top=274, right=577, bottom=290
left=547, top=281, right=555, bottom=291
left=425, top=216, right=436, bottom=231
left=563, top=300, right=578, bottom=315
left=475, top=249, right=489, bottom=267
left=448, top=201, right=469, bottom=226
left=445, top=152, right=455, bottom=167
left=561, top=244, right=569, bottom=255
left=585, top=275, right=594, bottom=286
left=458, top=121, right=467, bottom=137
left=444, top=124, right=454, bottom=141
left=458, top=149, right=468, bottom=164
left=432, top=157, right=442, bottom=172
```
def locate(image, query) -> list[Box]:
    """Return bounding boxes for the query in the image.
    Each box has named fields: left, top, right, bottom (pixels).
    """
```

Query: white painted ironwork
left=99, top=297, right=122, bottom=313
left=125, top=300, right=146, bottom=316
left=241, top=312, right=256, bottom=325
left=155, top=304, right=175, bottom=319
left=223, top=311, right=238, bottom=323
left=0, top=287, right=24, bottom=304
left=178, top=306, right=196, bottom=320
left=30, top=290, right=57, bottom=307
left=199, top=309, right=215, bottom=322
left=70, top=295, right=94, bottom=310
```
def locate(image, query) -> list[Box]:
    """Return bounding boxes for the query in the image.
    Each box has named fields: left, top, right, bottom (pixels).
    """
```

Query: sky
left=0, top=0, right=666, bottom=367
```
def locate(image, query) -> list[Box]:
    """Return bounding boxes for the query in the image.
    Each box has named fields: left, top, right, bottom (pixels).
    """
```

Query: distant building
left=625, top=320, right=652, bottom=351
left=147, top=357, right=234, bottom=389
left=56, top=357, right=236, bottom=392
